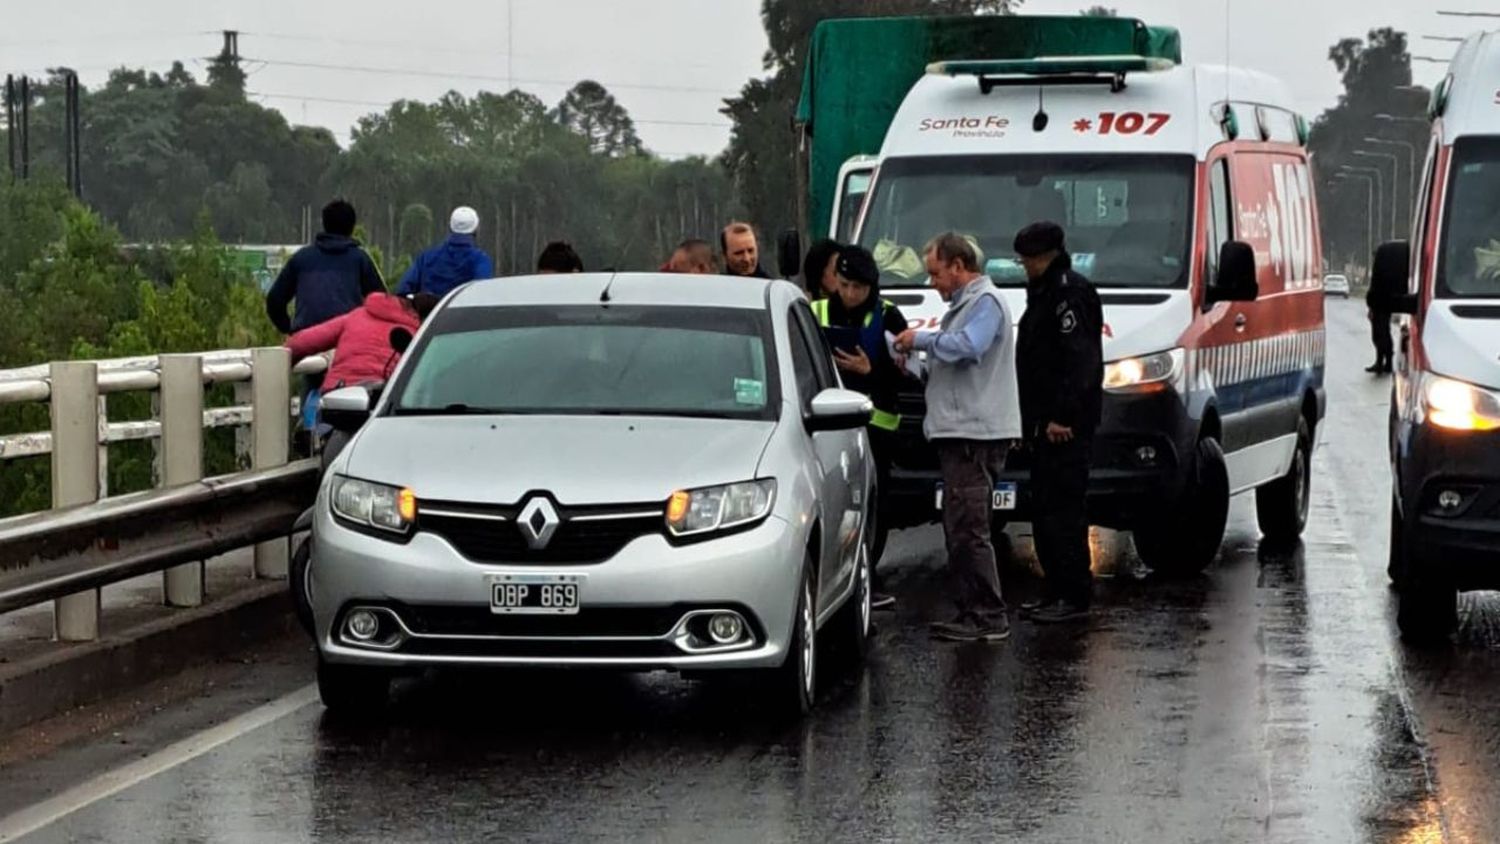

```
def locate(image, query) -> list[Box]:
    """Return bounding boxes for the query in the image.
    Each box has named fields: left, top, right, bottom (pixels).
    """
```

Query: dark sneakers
left=1028, top=601, right=1090, bottom=624
left=930, top=614, right=1011, bottom=642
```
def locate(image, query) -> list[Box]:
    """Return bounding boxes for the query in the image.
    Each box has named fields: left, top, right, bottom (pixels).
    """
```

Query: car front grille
left=418, top=498, right=664, bottom=565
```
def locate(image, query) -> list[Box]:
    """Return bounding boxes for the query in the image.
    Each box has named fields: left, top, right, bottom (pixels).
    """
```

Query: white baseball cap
left=450, top=206, right=479, bottom=235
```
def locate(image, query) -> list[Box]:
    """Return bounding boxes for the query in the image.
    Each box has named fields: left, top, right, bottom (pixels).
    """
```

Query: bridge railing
left=0, top=347, right=330, bottom=641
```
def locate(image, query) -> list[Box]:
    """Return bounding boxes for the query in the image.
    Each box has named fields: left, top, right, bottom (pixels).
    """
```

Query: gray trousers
left=936, top=439, right=1009, bottom=623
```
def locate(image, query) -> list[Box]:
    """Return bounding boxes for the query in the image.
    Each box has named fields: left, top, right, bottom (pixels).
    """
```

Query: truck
left=795, top=15, right=1327, bottom=574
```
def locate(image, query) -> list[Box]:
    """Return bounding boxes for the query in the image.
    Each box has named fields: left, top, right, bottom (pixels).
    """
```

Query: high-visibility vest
left=810, top=298, right=901, bottom=432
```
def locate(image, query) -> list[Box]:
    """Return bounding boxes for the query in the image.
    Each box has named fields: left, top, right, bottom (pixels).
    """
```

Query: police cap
left=837, top=246, right=880, bottom=286
left=1013, top=221, right=1067, bottom=258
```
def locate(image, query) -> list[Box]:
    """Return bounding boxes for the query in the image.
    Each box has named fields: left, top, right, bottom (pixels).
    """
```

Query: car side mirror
left=806, top=388, right=871, bottom=432
left=389, top=327, right=413, bottom=354
left=1206, top=241, right=1259, bottom=305
left=777, top=228, right=803, bottom=281
left=321, top=385, right=373, bottom=432
left=1371, top=240, right=1418, bottom=315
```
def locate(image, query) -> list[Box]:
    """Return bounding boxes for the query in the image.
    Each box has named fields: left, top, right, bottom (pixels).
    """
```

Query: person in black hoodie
left=266, top=199, right=386, bottom=336
left=812, top=245, right=912, bottom=611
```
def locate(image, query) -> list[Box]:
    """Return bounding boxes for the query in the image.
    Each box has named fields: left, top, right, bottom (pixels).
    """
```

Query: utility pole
left=1341, top=165, right=1385, bottom=244
left=1334, top=173, right=1375, bottom=270
left=4, top=75, right=15, bottom=183
left=1353, top=150, right=1399, bottom=240
left=1364, top=136, right=1418, bottom=231
left=222, top=30, right=241, bottom=62
left=19, top=75, right=29, bottom=181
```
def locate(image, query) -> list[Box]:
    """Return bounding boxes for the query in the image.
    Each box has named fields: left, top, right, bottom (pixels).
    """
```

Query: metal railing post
left=50, top=361, right=101, bottom=641
left=159, top=354, right=205, bottom=606
left=250, top=347, right=291, bottom=579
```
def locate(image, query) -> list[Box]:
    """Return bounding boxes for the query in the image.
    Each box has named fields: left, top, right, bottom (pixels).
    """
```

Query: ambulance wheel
left=1133, top=437, right=1230, bottom=577
left=1256, top=417, right=1312, bottom=543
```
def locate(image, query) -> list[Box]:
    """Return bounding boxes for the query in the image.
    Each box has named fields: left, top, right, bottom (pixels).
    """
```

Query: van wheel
left=317, top=658, right=391, bottom=714
left=762, top=556, right=817, bottom=718
left=1256, top=417, right=1312, bottom=543
left=1133, top=437, right=1230, bottom=576
left=290, top=537, right=315, bottom=637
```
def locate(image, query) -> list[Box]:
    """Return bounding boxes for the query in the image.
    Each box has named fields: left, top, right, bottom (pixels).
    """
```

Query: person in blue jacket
left=396, top=206, right=496, bottom=297
left=265, top=198, right=385, bottom=336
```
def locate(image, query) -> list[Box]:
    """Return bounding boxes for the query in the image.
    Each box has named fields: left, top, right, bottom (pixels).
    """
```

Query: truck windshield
left=1439, top=137, right=1500, bottom=299
left=856, top=154, right=1195, bottom=288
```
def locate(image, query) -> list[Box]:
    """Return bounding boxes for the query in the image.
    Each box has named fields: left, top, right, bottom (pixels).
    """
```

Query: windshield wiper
left=393, top=403, right=512, bottom=416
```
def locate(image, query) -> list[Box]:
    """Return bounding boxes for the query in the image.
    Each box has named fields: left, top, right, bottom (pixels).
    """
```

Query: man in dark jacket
left=1366, top=280, right=1393, bottom=374
left=266, top=199, right=385, bottom=335
left=721, top=222, right=771, bottom=279
left=397, top=206, right=496, bottom=297
left=1014, top=222, right=1103, bottom=625
left=811, top=245, right=911, bottom=611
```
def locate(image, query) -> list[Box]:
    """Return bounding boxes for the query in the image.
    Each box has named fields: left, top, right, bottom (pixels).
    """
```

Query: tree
left=724, top=0, right=1016, bottom=241
left=1308, top=28, right=1429, bottom=271
left=554, top=81, right=643, bottom=157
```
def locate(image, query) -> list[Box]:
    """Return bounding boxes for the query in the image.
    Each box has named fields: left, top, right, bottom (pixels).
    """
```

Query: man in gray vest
left=895, top=232, right=1021, bottom=642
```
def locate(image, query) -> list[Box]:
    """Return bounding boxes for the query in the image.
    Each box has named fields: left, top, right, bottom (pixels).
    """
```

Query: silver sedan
left=298, top=273, right=877, bottom=717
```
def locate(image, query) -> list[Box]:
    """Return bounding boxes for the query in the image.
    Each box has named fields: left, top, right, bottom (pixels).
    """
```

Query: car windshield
left=389, top=305, right=778, bottom=420
left=1439, top=136, right=1500, bottom=298
left=856, top=153, right=1195, bottom=288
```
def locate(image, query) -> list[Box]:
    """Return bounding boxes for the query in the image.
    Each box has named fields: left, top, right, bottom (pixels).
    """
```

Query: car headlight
left=1421, top=373, right=1500, bottom=432
left=1104, top=348, right=1184, bottom=392
left=331, top=476, right=417, bottom=533
left=666, top=480, right=776, bottom=537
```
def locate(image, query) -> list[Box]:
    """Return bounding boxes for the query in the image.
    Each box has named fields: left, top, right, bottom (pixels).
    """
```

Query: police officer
left=1014, top=222, right=1103, bottom=624
left=811, top=245, right=911, bottom=610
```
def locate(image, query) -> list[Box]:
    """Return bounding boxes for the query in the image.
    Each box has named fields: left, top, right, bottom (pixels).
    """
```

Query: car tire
left=1387, top=497, right=1406, bottom=586
left=1133, top=437, right=1230, bottom=577
left=290, top=537, right=315, bottom=637
left=764, top=555, right=817, bottom=718
left=1256, top=417, right=1313, bottom=543
left=829, top=524, right=873, bottom=671
left=317, top=657, right=391, bottom=714
left=1398, top=573, right=1457, bottom=646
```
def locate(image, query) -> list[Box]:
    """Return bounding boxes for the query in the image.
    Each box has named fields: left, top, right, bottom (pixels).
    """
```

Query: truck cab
left=1375, top=30, right=1500, bottom=642
left=808, top=19, right=1326, bottom=573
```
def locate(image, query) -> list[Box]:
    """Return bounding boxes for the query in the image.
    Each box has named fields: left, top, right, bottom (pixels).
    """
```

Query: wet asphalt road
left=3, top=298, right=1499, bottom=843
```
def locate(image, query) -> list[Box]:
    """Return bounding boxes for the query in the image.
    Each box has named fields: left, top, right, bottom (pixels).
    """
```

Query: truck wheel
left=290, top=537, right=315, bottom=637
left=1256, top=418, right=1312, bottom=543
left=317, top=658, right=391, bottom=714
left=1133, top=438, right=1230, bottom=576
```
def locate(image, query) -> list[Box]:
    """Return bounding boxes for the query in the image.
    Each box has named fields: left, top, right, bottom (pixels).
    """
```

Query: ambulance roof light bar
left=927, top=56, right=1177, bottom=95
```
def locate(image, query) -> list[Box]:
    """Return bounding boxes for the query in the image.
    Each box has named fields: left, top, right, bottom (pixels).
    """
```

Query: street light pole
left=1334, top=174, right=1375, bottom=271
left=1341, top=165, right=1384, bottom=246
left=1364, top=137, right=1418, bottom=231
left=1354, top=150, right=1400, bottom=239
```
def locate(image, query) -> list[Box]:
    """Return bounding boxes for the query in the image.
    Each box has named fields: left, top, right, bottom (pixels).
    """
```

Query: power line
left=246, top=91, right=731, bottom=127
left=235, top=30, right=728, bottom=72
left=243, top=57, right=740, bottom=96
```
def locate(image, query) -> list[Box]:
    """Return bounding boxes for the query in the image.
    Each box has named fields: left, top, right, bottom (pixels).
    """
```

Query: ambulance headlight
left=1104, top=348, right=1184, bottom=393
left=1420, top=373, right=1500, bottom=432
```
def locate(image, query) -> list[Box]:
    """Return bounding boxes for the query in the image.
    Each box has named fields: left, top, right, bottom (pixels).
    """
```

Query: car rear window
left=388, top=305, right=779, bottom=421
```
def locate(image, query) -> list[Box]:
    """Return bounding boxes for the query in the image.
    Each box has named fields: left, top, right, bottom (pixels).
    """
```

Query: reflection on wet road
left=2, top=300, right=1497, bottom=843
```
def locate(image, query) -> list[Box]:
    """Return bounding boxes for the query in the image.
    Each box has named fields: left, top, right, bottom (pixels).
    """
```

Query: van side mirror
left=777, top=229, right=803, bottom=281
left=1370, top=241, right=1418, bottom=315
left=389, top=327, right=413, bottom=354
left=321, top=385, right=373, bottom=432
left=1206, top=241, right=1259, bottom=304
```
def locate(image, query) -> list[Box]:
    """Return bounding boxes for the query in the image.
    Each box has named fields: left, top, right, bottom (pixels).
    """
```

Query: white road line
left=0, top=684, right=319, bottom=843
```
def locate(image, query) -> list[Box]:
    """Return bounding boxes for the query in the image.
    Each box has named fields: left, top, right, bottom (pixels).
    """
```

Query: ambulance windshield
left=1439, top=137, right=1500, bottom=299
left=856, top=153, right=1195, bottom=288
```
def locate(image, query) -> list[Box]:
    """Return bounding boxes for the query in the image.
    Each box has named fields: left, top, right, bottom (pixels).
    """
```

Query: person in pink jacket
left=286, top=292, right=437, bottom=393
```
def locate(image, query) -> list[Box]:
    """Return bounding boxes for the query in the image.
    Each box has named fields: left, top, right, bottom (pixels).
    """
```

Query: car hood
left=340, top=414, right=777, bottom=505
left=1424, top=301, right=1500, bottom=391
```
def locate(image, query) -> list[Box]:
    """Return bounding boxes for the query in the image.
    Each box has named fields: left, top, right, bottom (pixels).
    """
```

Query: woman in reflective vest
left=811, top=245, right=912, bottom=610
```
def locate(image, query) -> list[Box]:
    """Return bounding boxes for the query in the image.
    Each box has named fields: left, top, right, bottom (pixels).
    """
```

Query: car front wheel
left=317, top=658, right=391, bottom=715
left=763, top=554, right=817, bottom=718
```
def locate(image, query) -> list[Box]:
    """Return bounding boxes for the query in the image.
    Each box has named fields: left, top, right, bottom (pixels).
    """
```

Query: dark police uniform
left=1016, top=249, right=1103, bottom=609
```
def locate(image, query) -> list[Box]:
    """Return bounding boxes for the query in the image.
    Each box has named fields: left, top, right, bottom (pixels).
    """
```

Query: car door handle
left=1234, top=314, right=1248, bottom=332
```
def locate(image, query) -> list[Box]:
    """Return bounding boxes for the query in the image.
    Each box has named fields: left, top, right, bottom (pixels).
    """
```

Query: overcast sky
left=1, top=0, right=1463, bottom=157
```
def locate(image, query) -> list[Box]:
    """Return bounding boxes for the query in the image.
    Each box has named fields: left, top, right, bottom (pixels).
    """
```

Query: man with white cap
left=396, top=206, right=497, bottom=297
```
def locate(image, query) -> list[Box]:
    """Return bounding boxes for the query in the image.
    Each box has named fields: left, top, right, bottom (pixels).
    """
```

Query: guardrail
left=0, top=347, right=330, bottom=641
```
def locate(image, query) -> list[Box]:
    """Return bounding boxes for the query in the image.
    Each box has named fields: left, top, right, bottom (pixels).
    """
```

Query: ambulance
left=809, top=17, right=1326, bottom=573
left=1376, top=29, right=1500, bottom=641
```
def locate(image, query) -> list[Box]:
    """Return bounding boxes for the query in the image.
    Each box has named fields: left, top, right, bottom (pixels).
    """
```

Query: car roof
left=445, top=272, right=798, bottom=311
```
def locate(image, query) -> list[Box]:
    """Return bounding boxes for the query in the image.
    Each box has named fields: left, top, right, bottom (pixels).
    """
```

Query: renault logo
left=517, top=497, right=560, bottom=550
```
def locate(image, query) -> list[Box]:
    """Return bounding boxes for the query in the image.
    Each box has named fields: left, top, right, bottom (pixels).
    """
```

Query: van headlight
left=1421, top=373, right=1500, bottom=432
left=1104, top=348, right=1184, bottom=392
left=666, top=480, right=776, bottom=537
left=332, top=476, right=417, bottom=533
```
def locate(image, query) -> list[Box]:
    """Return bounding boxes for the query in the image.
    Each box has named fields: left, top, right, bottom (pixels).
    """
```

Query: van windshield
left=856, top=154, right=1195, bottom=288
left=1439, top=137, right=1500, bottom=299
